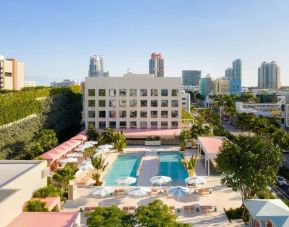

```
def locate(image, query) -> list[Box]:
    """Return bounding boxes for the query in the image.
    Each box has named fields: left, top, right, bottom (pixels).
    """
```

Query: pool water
left=103, top=154, right=142, bottom=186
left=158, top=152, right=189, bottom=186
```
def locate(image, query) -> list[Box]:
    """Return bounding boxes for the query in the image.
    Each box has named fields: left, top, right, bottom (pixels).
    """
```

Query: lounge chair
left=200, top=205, right=214, bottom=214
left=183, top=206, right=195, bottom=215
left=198, top=188, right=210, bottom=196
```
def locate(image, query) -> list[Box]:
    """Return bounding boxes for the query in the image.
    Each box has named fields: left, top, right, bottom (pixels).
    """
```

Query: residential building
left=50, top=79, right=79, bottom=87
left=199, top=74, right=213, bottom=97
left=224, top=68, right=233, bottom=80
left=224, top=59, right=242, bottom=95
left=181, top=90, right=191, bottom=113
left=244, top=199, right=289, bottom=227
left=232, top=59, right=242, bottom=81
left=258, top=61, right=281, bottom=90
left=0, top=160, right=48, bottom=227
left=24, top=80, right=36, bottom=88
left=149, top=52, right=164, bottom=77
left=181, top=70, right=201, bottom=90
left=0, top=55, right=24, bottom=90
left=84, top=74, right=181, bottom=130
left=213, top=79, right=230, bottom=96
left=88, top=55, right=109, bottom=77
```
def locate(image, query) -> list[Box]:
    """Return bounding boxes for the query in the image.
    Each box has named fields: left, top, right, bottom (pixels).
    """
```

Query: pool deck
left=67, top=146, right=242, bottom=226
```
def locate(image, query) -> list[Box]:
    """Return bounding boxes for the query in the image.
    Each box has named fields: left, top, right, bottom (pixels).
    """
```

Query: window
left=119, top=111, right=126, bottom=118
left=88, top=111, right=95, bottom=118
left=140, top=121, right=147, bottom=129
left=161, top=89, right=168, bottom=96
left=151, top=89, right=158, bottom=96
left=161, top=111, right=168, bottom=118
left=161, top=100, right=168, bottom=107
left=171, top=110, right=178, bottom=118
left=109, top=100, right=116, bottom=107
left=151, top=111, right=158, bottom=118
left=130, top=99, right=137, bottom=107
left=109, top=110, right=116, bottom=118
left=140, top=89, right=147, bottom=96
left=172, top=121, right=179, bottom=128
left=120, top=121, right=127, bottom=129
left=99, top=100, right=106, bottom=107
left=88, top=89, right=95, bottom=96
left=109, top=89, right=116, bottom=97
left=171, top=100, right=178, bottom=107
left=161, top=121, right=168, bottom=129
left=151, top=100, right=158, bottom=107
left=99, top=89, right=106, bottom=96
left=141, top=100, right=147, bottom=107
left=140, top=111, right=147, bottom=118
left=130, top=121, right=137, bottom=129
left=88, top=100, right=95, bottom=107
left=119, top=100, right=127, bottom=107
left=130, top=89, right=137, bottom=96
left=172, top=89, right=178, bottom=96
left=119, top=89, right=127, bottom=96
left=99, top=121, right=106, bottom=129
left=99, top=111, right=106, bottom=118
left=151, top=121, right=158, bottom=129
left=130, top=111, right=137, bottom=118
left=109, top=121, right=116, bottom=129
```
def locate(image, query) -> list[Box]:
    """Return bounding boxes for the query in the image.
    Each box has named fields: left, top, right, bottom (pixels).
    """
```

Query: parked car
left=277, top=176, right=288, bottom=186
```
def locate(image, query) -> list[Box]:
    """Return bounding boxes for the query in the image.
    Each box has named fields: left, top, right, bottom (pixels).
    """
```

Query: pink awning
left=70, top=130, right=87, bottom=142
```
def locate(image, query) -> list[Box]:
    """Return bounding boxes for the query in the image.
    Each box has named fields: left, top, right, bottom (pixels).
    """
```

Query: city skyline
left=1, top=0, right=288, bottom=86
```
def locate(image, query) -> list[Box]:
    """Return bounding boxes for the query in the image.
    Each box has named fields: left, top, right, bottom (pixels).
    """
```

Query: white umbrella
left=116, top=177, right=137, bottom=185
left=90, top=186, right=114, bottom=207
left=167, top=186, right=191, bottom=207
left=58, top=157, right=78, bottom=164
left=86, top=141, right=98, bottom=145
left=185, top=176, right=206, bottom=185
left=150, top=176, right=172, bottom=186
left=66, top=152, right=83, bottom=158
left=80, top=163, right=94, bottom=170
left=127, top=187, right=151, bottom=197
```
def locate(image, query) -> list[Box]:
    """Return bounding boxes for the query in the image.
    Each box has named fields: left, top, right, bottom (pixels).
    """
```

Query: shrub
left=24, top=200, right=48, bottom=212
left=226, top=207, right=243, bottom=219
left=51, top=205, right=60, bottom=212
left=33, top=185, right=62, bottom=198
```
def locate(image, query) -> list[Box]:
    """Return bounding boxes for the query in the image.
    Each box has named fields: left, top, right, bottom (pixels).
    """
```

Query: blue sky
left=1, top=0, right=289, bottom=86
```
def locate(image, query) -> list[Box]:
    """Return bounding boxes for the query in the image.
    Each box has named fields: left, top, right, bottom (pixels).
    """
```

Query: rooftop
left=198, top=136, right=226, bottom=155
left=0, top=160, right=45, bottom=188
left=8, top=212, right=79, bottom=227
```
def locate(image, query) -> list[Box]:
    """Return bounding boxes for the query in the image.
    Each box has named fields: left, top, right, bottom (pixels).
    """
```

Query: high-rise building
left=0, top=55, right=24, bottom=90
left=199, top=74, right=213, bottom=97
left=181, top=70, right=201, bottom=90
left=50, top=79, right=79, bottom=87
left=224, top=59, right=242, bottom=95
left=213, top=79, right=230, bottom=96
left=88, top=55, right=109, bottom=77
left=149, top=52, right=164, bottom=77
left=258, top=61, right=281, bottom=90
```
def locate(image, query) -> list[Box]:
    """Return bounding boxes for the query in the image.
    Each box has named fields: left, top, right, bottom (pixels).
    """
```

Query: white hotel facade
left=84, top=74, right=182, bottom=130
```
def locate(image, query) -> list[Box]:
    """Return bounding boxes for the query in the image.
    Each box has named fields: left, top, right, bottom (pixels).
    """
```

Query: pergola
left=197, top=136, right=226, bottom=176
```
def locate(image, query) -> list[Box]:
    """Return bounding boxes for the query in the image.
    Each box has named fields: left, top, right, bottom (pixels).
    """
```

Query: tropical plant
left=135, top=200, right=189, bottom=227
left=178, top=130, right=191, bottom=151
left=86, top=206, right=135, bottom=227
left=52, top=163, right=78, bottom=197
left=87, top=123, right=99, bottom=141
left=182, top=155, right=197, bottom=176
left=216, top=136, right=283, bottom=204
left=101, top=128, right=115, bottom=144
left=24, top=200, right=48, bottom=212
left=33, top=185, right=62, bottom=198
left=91, top=155, right=108, bottom=185
left=113, top=131, right=127, bottom=152
left=83, top=147, right=95, bottom=159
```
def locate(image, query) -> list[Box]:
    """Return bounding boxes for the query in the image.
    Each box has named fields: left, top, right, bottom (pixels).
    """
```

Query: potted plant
left=145, top=136, right=161, bottom=146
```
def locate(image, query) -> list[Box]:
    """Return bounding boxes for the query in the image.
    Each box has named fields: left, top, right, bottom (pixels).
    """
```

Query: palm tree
left=91, top=155, right=108, bottom=185
left=113, top=131, right=127, bottom=152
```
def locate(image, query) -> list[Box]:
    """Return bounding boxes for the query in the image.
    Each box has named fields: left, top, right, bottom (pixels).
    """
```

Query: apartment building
left=213, top=79, right=230, bottom=96
left=0, top=56, right=24, bottom=90
left=84, top=74, right=181, bottom=129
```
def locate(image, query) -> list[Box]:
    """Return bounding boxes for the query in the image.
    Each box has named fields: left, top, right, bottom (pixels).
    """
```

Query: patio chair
left=198, top=188, right=210, bottom=196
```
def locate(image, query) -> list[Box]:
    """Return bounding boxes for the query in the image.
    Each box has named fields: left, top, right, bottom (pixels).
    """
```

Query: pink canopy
left=70, top=129, right=87, bottom=142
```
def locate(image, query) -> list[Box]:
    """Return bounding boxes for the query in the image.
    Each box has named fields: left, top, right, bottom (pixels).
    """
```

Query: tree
left=135, top=200, right=189, bottom=227
left=91, top=155, right=108, bottom=185
left=100, top=128, right=115, bottom=144
left=216, top=136, right=283, bottom=204
left=113, top=131, right=127, bottom=152
left=181, top=108, right=193, bottom=120
left=238, top=93, right=258, bottom=103
left=52, top=163, right=78, bottom=197
left=271, top=129, right=289, bottom=150
left=87, top=123, right=99, bottom=141
left=33, top=185, right=62, bottom=198
left=253, top=118, right=271, bottom=136
left=24, top=200, right=48, bottom=212
left=178, top=130, right=191, bottom=151
left=86, top=206, right=134, bottom=227
left=190, top=123, right=210, bottom=140
left=83, top=147, right=95, bottom=159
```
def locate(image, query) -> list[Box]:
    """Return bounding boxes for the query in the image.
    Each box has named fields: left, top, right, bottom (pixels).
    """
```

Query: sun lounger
left=84, top=206, right=97, bottom=211
left=200, top=205, right=214, bottom=214
left=150, top=188, right=158, bottom=196
left=198, top=188, right=210, bottom=196
left=114, top=189, right=125, bottom=197
left=183, top=205, right=195, bottom=215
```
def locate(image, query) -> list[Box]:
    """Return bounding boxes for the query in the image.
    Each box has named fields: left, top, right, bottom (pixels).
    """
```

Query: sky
left=0, top=0, right=289, bottom=86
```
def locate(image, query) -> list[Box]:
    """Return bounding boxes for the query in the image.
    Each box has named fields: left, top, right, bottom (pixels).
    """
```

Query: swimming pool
left=103, top=154, right=142, bottom=186
left=158, top=152, right=188, bottom=186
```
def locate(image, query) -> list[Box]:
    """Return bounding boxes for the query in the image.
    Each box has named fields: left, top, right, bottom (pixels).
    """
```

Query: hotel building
left=84, top=74, right=181, bottom=130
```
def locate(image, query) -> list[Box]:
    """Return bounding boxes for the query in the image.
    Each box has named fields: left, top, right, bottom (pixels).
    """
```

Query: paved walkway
left=137, top=155, right=159, bottom=186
